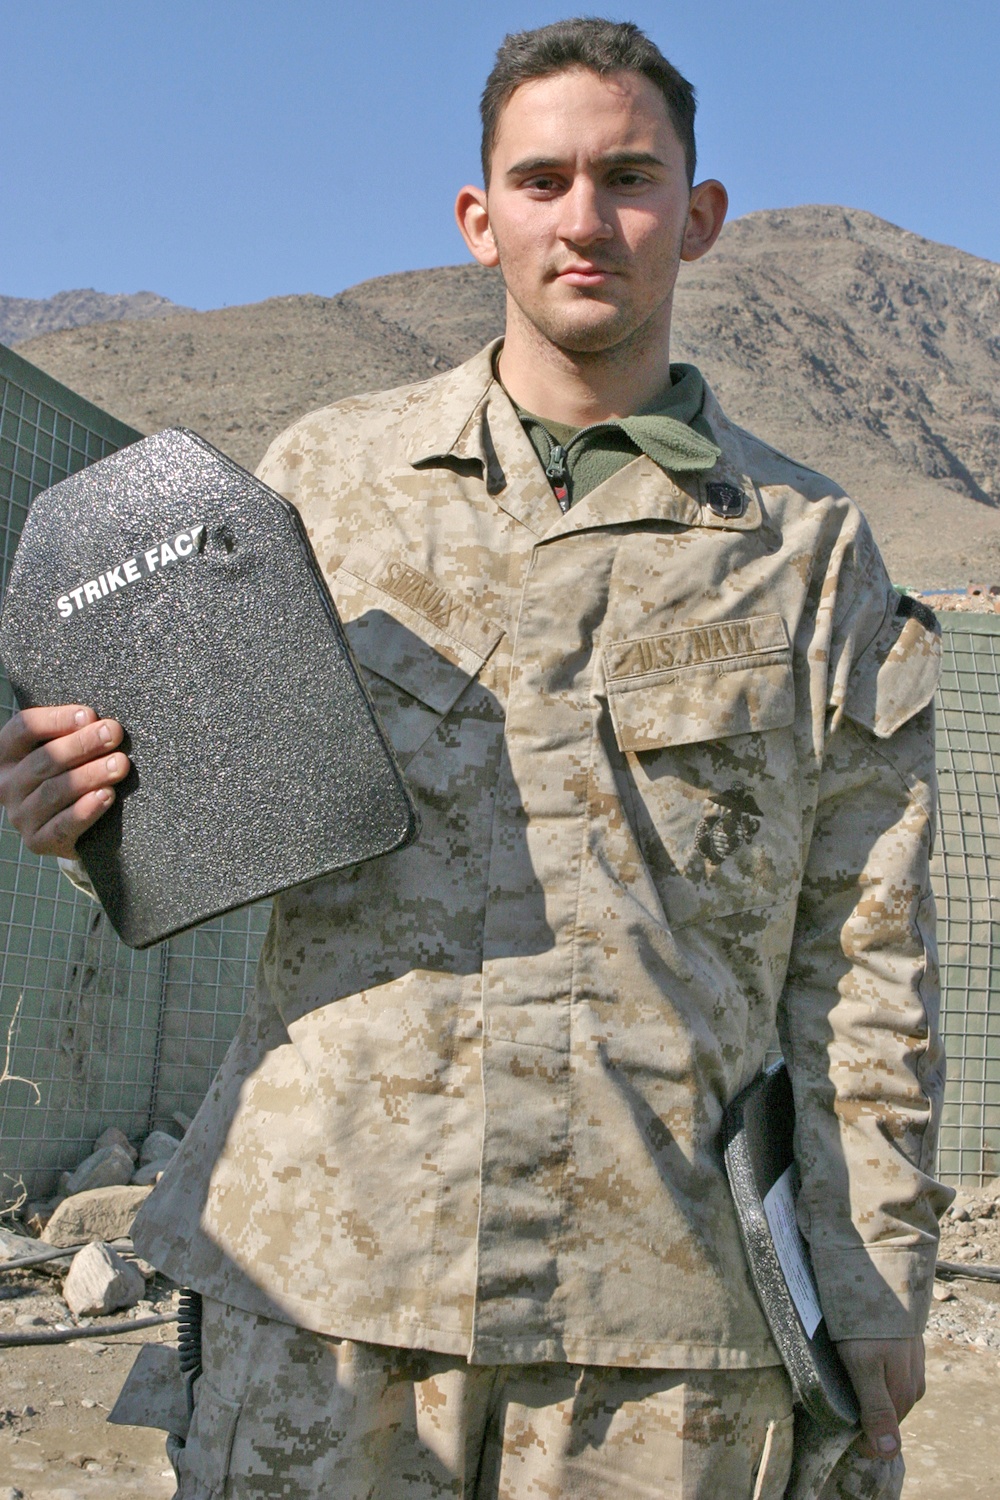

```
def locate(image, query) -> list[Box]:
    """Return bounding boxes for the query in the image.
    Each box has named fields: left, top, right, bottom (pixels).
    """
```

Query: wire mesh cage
left=932, top=613, right=1000, bottom=1185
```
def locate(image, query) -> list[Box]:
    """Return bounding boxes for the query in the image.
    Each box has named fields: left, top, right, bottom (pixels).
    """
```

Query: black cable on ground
left=935, top=1258, right=1000, bottom=1284
left=0, top=1237, right=133, bottom=1273
left=0, top=1312, right=178, bottom=1347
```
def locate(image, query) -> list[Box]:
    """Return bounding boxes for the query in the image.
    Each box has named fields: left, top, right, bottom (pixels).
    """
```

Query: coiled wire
left=176, top=1287, right=203, bottom=1418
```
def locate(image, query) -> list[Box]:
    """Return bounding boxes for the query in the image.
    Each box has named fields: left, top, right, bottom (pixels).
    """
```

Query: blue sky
left=2, top=1, right=997, bottom=310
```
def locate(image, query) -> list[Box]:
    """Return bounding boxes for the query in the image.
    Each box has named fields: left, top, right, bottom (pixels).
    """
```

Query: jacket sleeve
left=779, top=521, right=953, bottom=1341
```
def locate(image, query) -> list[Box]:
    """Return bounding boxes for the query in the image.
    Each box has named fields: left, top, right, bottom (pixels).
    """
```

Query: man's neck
left=496, top=297, right=675, bottom=426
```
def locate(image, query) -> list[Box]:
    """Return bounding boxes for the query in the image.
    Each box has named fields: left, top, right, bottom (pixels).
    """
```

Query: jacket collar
left=403, top=339, right=763, bottom=537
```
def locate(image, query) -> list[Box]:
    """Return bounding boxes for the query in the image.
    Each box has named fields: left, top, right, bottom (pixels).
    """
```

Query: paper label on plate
left=763, top=1164, right=824, bottom=1338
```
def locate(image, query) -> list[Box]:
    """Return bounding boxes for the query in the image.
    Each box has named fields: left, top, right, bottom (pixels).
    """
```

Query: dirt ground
left=1, top=1311, right=176, bottom=1500
left=2, top=1285, right=999, bottom=1498
left=901, top=1333, right=1000, bottom=1498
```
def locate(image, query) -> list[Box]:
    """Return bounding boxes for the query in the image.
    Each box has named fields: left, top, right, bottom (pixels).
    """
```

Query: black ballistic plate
left=723, top=1062, right=861, bottom=1431
left=0, top=428, right=418, bottom=948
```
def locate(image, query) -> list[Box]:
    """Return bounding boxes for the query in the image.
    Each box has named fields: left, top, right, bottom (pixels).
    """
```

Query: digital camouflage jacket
left=133, top=342, right=950, bottom=1370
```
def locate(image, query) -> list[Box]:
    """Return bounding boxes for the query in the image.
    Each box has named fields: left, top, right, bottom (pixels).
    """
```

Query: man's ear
left=455, top=186, right=499, bottom=268
left=680, top=179, right=728, bottom=263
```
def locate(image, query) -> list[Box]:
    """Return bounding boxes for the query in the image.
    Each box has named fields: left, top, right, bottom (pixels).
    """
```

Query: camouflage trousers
left=169, top=1299, right=902, bottom=1500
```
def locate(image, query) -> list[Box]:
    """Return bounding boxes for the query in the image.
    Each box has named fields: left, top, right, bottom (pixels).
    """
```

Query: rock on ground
left=63, top=1240, right=146, bottom=1317
left=928, top=1174, right=1000, bottom=1352
left=94, top=1125, right=138, bottom=1161
left=139, top=1131, right=181, bottom=1167
left=60, top=1142, right=135, bottom=1196
left=0, top=1224, right=34, bottom=1259
left=132, top=1159, right=171, bottom=1186
left=44, top=1184, right=153, bottom=1247
left=0, top=1225, right=60, bottom=1266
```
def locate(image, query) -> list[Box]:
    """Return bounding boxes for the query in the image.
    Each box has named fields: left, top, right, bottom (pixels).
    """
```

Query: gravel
left=927, top=1177, right=1000, bottom=1353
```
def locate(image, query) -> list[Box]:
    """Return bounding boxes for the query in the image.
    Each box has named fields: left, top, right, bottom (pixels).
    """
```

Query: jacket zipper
left=543, top=422, right=621, bottom=513
left=545, top=446, right=571, bottom=511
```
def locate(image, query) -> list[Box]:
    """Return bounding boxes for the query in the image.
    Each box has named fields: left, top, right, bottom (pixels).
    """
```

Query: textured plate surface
left=0, top=428, right=417, bottom=947
left=723, top=1062, right=861, bottom=1430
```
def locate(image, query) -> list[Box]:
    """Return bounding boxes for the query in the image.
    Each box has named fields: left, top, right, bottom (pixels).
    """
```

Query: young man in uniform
left=0, top=19, right=948, bottom=1500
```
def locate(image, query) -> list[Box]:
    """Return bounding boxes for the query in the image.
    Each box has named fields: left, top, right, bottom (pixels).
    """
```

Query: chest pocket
left=333, top=541, right=502, bottom=763
left=603, top=614, right=801, bottom=926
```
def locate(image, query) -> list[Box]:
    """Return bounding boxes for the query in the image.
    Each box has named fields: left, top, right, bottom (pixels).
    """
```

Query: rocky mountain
left=0, top=288, right=190, bottom=346
left=11, top=207, right=1000, bottom=585
left=669, top=207, right=1000, bottom=585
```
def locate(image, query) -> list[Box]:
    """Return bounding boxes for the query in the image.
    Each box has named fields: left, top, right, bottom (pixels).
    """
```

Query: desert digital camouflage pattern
left=134, top=340, right=950, bottom=1369
left=172, top=1297, right=796, bottom=1499
left=168, top=1300, right=900, bottom=1500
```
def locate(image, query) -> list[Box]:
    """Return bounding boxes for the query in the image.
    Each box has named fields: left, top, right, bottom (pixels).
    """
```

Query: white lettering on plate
left=762, top=1164, right=824, bottom=1338
left=55, top=525, right=207, bottom=619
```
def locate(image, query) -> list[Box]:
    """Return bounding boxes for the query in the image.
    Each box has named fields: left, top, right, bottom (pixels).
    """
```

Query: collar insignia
left=705, top=481, right=749, bottom=519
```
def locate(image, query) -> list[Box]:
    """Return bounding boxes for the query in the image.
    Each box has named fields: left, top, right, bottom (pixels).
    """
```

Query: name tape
left=57, top=525, right=207, bottom=620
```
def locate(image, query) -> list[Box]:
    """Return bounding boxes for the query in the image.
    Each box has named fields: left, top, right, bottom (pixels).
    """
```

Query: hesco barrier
left=0, top=341, right=997, bottom=1199
left=0, top=344, right=270, bottom=1210
left=932, top=612, right=1000, bottom=1184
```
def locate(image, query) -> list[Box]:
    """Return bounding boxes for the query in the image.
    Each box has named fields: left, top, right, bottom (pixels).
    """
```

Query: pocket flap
left=183, top=1374, right=242, bottom=1489
left=344, top=606, right=473, bottom=715
left=107, top=1342, right=190, bottom=1437
left=605, top=615, right=793, bottom=752
left=335, top=542, right=502, bottom=714
left=843, top=593, right=941, bottom=739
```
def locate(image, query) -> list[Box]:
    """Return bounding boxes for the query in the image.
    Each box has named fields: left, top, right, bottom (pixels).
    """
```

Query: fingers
left=893, top=1335, right=926, bottom=1416
left=0, top=705, right=97, bottom=764
left=33, top=785, right=122, bottom=858
left=835, top=1337, right=924, bottom=1463
left=16, top=715, right=125, bottom=790
left=0, top=706, right=129, bottom=858
left=19, top=752, right=130, bottom=856
left=852, top=1360, right=900, bottom=1461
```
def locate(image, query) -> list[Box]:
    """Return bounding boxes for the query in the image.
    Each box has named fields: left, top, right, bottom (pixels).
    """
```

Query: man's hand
left=835, top=1335, right=925, bottom=1461
left=0, top=705, right=130, bottom=858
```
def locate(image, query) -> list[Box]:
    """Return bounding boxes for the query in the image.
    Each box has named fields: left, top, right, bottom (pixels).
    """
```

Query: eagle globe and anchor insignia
left=695, top=784, right=763, bottom=864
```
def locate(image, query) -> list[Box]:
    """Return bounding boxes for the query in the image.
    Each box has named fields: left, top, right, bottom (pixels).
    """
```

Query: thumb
left=838, top=1345, right=900, bottom=1461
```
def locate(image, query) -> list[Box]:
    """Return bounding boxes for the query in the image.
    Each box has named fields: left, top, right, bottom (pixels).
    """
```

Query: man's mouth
left=555, top=264, right=619, bottom=288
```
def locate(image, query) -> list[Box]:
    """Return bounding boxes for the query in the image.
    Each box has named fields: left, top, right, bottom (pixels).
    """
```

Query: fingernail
left=98, top=723, right=113, bottom=744
left=106, top=755, right=120, bottom=773
left=96, top=788, right=113, bottom=805
left=75, top=709, right=88, bottom=725
left=877, top=1435, right=898, bottom=1456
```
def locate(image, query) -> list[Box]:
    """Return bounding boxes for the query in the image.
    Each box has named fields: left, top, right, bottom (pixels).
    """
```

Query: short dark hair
left=480, top=18, right=697, bottom=188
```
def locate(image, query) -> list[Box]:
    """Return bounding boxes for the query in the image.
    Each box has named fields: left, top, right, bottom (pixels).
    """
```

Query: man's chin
left=536, top=314, right=639, bottom=357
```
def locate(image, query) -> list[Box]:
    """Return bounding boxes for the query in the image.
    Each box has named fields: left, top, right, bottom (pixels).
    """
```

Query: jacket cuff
left=811, top=1243, right=938, bottom=1340
left=57, top=855, right=99, bottom=901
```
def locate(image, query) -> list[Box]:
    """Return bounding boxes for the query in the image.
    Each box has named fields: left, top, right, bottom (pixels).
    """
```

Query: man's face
left=480, top=68, right=698, bottom=356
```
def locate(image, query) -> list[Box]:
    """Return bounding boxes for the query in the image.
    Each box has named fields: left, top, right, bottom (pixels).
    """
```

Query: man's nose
left=557, top=177, right=614, bottom=246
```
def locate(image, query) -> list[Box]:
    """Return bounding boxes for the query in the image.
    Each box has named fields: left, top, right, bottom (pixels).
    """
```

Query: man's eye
left=524, top=176, right=561, bottom=192
left=612, top=172, right=650, bottom=188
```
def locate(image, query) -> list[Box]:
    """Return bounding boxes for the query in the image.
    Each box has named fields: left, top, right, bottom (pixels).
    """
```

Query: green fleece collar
left=515, top=364, right=721, bottom=506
